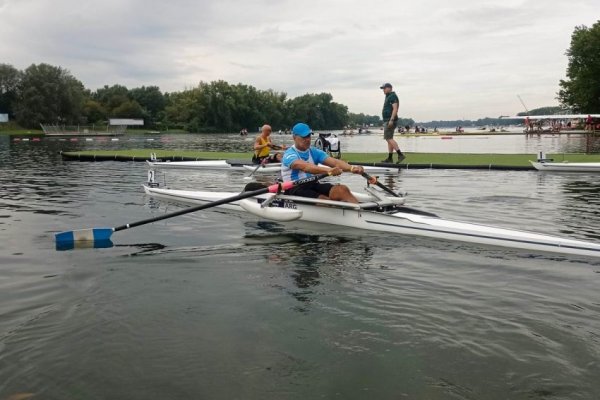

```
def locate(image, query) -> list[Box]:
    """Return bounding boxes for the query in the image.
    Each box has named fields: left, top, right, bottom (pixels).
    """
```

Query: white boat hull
left=143, top=186, right=600, bottom=258
left=147, top=160, right=398, bottom=174
left=530, top=161, right=600, bottom=172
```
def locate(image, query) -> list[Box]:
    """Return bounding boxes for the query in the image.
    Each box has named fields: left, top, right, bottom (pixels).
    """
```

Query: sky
left=0, top=0, right=597, bottom=121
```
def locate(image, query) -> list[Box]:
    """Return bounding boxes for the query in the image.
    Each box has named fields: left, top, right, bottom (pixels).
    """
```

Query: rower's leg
left=329, top=185, right=359, bottom=204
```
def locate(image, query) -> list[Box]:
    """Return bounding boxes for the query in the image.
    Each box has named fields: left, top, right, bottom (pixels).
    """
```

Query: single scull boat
left=142, top=184, right=600, bottom=257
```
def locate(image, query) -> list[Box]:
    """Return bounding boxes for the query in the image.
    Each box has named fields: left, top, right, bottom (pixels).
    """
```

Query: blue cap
left=292, top=122, right=312, bottom=137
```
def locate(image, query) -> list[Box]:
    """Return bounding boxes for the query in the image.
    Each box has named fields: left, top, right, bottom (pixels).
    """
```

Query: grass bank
left=60, top=149, right=600, bottom=167
left=0, top=122, right=42, bottom=135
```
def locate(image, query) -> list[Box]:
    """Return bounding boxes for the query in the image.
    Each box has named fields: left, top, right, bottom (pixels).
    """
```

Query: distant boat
left=530, top=161, right=600, bottom=172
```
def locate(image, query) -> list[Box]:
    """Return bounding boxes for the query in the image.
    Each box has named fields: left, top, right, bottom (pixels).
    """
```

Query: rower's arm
left=253, top=137, right=270, bottom=150
left=291, top=159, right=336, bottom=175
left=323, top=157, right=364, bottom=174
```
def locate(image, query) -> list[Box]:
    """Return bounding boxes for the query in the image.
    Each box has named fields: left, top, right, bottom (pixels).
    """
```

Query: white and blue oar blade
left=55, top=228, right=114, bottom=250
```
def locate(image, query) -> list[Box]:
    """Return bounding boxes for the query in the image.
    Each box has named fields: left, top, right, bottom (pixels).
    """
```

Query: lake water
left=1, top=134, right=600, bottom=399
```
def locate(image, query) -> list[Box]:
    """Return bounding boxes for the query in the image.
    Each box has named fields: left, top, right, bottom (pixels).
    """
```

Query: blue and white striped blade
left=55, top=228, right=114, bottom=245
left=55, top=238, right=114, bottom=251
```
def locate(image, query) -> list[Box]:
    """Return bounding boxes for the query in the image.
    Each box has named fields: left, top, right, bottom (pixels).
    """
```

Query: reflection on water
left=249, top=233, right=375, bottom=313
left=558, top=180, right=600, bottom=239
left=2, top=135, right=600, bottom=399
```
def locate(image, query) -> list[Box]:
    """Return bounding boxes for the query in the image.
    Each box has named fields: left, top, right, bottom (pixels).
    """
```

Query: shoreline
left=59, top=150, right=600, bottom=170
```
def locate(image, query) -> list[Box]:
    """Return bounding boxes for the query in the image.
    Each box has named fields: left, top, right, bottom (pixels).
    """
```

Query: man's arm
left=322, top=157, right=364, bottom=174
left=290, top=159, right=341, bottom=175
left=388, top=102, right=399, bottom=127
left=253, top=136, right=270, bottom=151
left=390, top=102, right=399, bottom=120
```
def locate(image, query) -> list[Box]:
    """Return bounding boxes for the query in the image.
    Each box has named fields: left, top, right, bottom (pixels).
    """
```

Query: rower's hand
left=328, top=167, right=343, bottom=176
left=387, top=120, right=394, bottom=128
left=350, top=165, right=364, bottom=174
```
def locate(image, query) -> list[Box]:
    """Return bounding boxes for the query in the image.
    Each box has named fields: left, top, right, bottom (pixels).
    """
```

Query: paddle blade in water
left=55, top=227, right=114, bottom=246
left=56, top=238, right=114, bottom=251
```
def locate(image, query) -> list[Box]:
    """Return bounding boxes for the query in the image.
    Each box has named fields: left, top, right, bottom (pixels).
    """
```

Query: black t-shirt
left=382, top=91, right=399, bottom=120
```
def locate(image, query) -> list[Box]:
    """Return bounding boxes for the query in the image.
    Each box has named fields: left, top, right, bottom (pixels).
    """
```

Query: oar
left=361, top=172, right=400, bottom=197
left=55, top=174, right=328, bottom=248
left=361, top=172, right=439, bottom=217
left=244, top=158, right=270, bottom=181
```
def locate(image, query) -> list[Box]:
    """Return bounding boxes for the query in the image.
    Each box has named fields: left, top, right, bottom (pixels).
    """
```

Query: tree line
left=558, top=20, right=600, bottom=113
left=0, top=63, right=383, bottom=132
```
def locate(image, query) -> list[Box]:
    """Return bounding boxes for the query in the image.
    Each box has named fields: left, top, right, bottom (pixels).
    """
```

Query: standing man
left=380, top=83, right=405, bottom=163
left=281, top=122, right=365, bottom=203
left=585, top=114, right=593, bottom=131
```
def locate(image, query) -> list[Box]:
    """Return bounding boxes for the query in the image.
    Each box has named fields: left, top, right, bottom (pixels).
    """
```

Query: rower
left=281, top=122, right=365, bottom=203
left=253, top=124, right=285, bottom=164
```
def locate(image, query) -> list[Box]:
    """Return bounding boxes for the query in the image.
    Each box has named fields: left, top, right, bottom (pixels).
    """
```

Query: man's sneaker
left=396, top=154, right=406, bottom=163
left=381, top=158, right=393, bottom=163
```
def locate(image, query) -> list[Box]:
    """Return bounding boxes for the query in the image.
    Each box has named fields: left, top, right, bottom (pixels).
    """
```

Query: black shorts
left=252, top=154, right=279, bottom=164
left=286, top=181, right=334, bottom=199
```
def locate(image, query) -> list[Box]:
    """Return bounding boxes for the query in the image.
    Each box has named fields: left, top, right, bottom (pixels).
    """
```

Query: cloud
left=0, top=0, right=598, bottom=120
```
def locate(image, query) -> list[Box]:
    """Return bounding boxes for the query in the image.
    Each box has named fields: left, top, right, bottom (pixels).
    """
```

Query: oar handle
left=114, top=173, right=328, bottom=232
left=361, top=172, right=401, bottom=197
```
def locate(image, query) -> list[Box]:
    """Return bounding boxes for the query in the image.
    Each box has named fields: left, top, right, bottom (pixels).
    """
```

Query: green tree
left=0, top=63, right=21, bottom=118
left=111, top=100, right=144, bottom=118
left=517, top=106, right=566, bottom=116
left=92, top=84, right=137, bottom=118
left=397, top=118, right=415, bottom=127
left=348, top=112, right=382, bottom=126
left=14, top=63, right=85, bottom=128
left=286, top=93, right=348, bottom=130
left=558, top=21, right=600, bottom=113
left=130, top=85, right=166, bottom=126
left=82, top=99, right=107, bottom=123
left=93, top=84, right=129, bottom=106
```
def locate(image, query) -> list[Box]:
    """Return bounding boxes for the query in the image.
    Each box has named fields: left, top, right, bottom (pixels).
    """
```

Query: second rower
left=253, top=124, right=286, bottom=164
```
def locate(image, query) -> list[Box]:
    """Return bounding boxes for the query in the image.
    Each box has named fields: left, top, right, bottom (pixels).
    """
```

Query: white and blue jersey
left=281, top=146, right=329, bottom=182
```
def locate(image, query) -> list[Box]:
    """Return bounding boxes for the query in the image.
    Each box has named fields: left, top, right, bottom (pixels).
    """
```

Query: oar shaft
left=361, top=172, right=400, bottom=197
left=114, top=188, right=267, bottom=232
left=360, top=172, right=438, bottom=217
left=114, top=173, right=327, bottom=233
left=247, top=158, right=268, bottom=177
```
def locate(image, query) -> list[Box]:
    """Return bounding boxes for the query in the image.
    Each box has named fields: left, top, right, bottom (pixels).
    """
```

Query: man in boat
left=380, top=83, right=405, bottom=163
left=281, top=122, right=365, bottom=203
left=253, top=124, right=286, bottom=164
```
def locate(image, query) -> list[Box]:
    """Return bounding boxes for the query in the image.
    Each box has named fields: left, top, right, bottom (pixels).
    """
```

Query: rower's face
left=293, top=134, right=311, bottom=150
left=262, top=128, right=271, bottom=136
